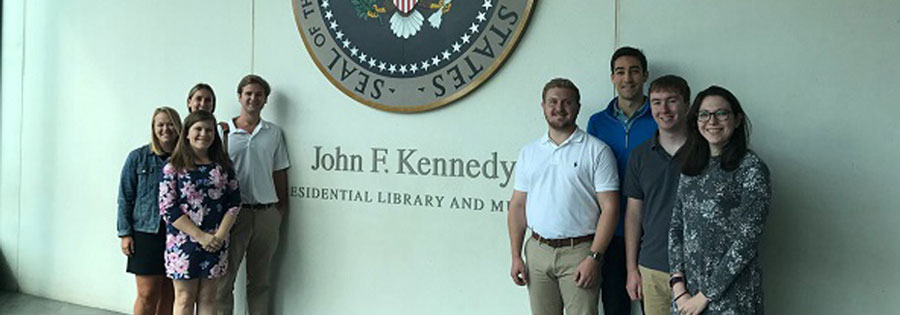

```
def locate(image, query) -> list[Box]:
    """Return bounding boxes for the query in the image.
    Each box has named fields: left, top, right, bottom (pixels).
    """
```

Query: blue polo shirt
left=586, top=97, right=658, bottom=236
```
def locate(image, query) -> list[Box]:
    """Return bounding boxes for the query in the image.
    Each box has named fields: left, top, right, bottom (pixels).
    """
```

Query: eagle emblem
left=350, top=0, right=453, bottom=39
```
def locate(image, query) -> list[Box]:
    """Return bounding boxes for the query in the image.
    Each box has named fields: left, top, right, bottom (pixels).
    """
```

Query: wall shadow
left=0, top=248, right=20, bottom=292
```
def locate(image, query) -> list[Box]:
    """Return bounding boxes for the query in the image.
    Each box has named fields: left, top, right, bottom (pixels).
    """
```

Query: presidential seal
left=292, top=0, right=535, bottom=112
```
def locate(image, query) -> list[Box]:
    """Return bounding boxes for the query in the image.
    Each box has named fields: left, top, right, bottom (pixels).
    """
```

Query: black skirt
left=126, top=222, right=166, bottom=276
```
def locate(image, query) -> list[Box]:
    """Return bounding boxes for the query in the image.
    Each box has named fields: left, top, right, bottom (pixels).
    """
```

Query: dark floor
left=0, top=291, right=124, bottom=315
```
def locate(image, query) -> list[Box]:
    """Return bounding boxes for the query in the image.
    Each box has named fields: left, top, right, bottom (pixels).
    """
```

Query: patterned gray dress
left=669, top=151, right=771, bottom=315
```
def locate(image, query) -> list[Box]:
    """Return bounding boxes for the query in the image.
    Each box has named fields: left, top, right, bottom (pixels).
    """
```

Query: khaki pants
left=639, top=265, right=672, bottom=315
left=217, top=205, right=282, bottom=315
left=525, top=237, right=601, bottom=315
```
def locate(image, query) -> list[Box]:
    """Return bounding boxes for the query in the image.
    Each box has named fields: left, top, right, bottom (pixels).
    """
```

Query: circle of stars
left=320, top=0, right=495, bottom=77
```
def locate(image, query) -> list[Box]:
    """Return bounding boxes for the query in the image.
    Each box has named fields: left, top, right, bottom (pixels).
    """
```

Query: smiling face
left=542, top=87, right=580, bottom=131
left=649, top=90, right=688, bottom=132
left=188, top=88, right=215, bottom=113
left=611, top=56, right=648, bottom=101
left=239, top=83, right=268, bottom=115
left=153, top=112, right=178, bottom=146
left=187, top=119, right=216, bottom=157
left=697, top=95, right=741, bottom=155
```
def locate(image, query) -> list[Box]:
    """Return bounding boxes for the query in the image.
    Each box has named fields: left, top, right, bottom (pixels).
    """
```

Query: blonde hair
left=150, top=106, right=183, bottom=155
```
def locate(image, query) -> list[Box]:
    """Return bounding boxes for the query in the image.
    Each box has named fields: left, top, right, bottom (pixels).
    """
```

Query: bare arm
left=625, top=197, right=644, bottom=300
left=625, top=197, right=644, bottom=272
left=273, top=169, right=288, bottom=212
left=589, top=190, right=620, bottom=254
left=507, top=190, right=528, bottom=286
left=215, top=214, right=237, bottom=240
left=172, top=215, right=216, bottom=247
left=573, top=190, right=619, bottom=288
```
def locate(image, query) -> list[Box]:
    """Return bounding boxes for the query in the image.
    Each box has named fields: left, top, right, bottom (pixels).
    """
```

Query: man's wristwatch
left=588, top=251, right=603, bottom=261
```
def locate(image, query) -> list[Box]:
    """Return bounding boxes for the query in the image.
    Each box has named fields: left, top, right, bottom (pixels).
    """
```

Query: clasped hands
left=675, top=291, right=709, bottom=315
left=199, top=232, right=228, bottom=252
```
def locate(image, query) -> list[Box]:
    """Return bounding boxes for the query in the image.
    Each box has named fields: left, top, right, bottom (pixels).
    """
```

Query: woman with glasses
left=668, top=86, right=772, bottom=315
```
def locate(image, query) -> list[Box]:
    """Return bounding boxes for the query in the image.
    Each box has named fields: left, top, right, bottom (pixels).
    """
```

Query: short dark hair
left=237, top=74, right=271, bottom=96
left=541, top=78, right=580, bottom=103
left=649, top=75, right=691, bottom=104
left=610, top=46, right=648, bottom=74
left=678, top=86, right=751, bottom=176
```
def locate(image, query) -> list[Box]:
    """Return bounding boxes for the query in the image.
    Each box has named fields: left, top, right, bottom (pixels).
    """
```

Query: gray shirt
left=622, top=134, right=681, bottom=272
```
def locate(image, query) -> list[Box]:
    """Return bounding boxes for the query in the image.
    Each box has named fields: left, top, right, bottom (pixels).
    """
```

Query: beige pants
left=639, top=265, right=672, bottom=315
left=525, top=237, right=601, bottom=315
left=217, top=205, right=282, bottom=315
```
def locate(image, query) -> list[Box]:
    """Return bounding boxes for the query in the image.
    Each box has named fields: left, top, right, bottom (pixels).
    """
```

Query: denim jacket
left=117, top=145, right=168, bottom=236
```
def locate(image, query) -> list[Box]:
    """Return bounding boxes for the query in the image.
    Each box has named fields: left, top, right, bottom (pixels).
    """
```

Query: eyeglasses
left=697, top=109, right=732, bottom=122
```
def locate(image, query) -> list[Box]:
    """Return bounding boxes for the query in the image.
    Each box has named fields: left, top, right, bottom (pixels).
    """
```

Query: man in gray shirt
left=622, top=75, right=690, bottom=315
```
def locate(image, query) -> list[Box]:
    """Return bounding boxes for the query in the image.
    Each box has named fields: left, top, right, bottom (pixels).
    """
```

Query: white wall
left=2, top=0, right=899, bottom=314
left=617, top=1, right=900, bottom=313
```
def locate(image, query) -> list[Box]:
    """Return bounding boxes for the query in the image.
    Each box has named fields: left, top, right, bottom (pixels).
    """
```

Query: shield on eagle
left=393, top=0, right=419, bottom=14
left=292, top=0, right=537, bottom=111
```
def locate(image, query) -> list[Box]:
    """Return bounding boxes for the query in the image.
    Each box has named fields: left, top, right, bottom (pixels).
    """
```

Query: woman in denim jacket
left=117, top=106, right=182, bottom=315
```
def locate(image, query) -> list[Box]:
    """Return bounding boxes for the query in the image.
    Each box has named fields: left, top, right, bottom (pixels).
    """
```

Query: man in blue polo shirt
left=586, top=46, right=657, bottom=315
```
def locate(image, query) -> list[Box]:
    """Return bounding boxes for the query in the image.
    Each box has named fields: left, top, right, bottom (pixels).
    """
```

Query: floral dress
left=159, top=163, right=240, bottom=280
left=669, top=151, right=771, bottom=314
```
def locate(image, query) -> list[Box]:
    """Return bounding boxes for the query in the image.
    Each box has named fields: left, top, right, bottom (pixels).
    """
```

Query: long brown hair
left=169, top=111, right=232, bottom=172
left=149, top=106, right=182, bottom=156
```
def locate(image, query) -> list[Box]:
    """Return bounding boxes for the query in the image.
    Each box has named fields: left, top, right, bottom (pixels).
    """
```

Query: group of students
left=117, top=74, right=291, bottom=315
left=508, top=47, right=771, bottom=315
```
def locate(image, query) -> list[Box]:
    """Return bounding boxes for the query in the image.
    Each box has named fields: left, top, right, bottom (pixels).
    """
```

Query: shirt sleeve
left=668, top=179, right=686, bottom=275
left=700, top=158, right=771, bottom=302
left=593, top=144, right=619, bottom=192
left=224, top=166, right=242, bottom=217
left=158, top=163, right=185, bottom=224
left=622, top=148, right=643, bottom=199
left=512, top=147, right=529, bottom=192
left=116, top=149, right=139, bottom=237
left=272, top=128, right=291, bottom=171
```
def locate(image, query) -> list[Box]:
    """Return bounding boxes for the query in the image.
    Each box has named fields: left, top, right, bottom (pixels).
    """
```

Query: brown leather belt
left=531, top=232, right=594, bottom=248
left=242, top=203, right=275, bottom=210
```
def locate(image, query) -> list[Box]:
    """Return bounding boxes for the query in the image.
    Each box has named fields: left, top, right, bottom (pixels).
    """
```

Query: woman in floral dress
left=668, top=86, right=772, bottom=315
left=159, top=110, right=240, bottom=315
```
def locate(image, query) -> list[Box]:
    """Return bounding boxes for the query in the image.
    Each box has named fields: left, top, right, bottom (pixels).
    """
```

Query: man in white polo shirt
left=217, top=74, right=291, bottom=315
left=507, top=78, right=620, bottom=315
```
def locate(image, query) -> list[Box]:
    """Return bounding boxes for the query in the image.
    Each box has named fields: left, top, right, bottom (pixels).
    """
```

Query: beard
left=546, top=114, right=575, bottom=130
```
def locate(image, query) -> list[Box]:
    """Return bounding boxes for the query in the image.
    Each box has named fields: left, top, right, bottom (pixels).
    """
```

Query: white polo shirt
left=227, top=118, right=291, bottom=204
left=514, top=128, right=619, bottom=239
